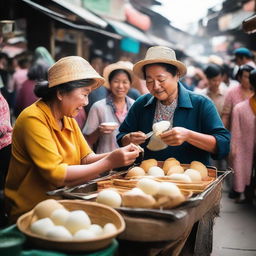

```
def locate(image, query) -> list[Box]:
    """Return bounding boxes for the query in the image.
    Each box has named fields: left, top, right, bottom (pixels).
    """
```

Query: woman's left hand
left=160, top=127, right=190, bottom=146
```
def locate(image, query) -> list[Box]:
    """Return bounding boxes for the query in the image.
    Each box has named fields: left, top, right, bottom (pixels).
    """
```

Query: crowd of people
left=0, top=44, right=255, bottom=226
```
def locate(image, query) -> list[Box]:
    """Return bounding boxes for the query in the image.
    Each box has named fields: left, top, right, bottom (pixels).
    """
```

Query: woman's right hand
left=122, top=131, right=147, bottom=146
left=107, top=143, right=141, bottom=168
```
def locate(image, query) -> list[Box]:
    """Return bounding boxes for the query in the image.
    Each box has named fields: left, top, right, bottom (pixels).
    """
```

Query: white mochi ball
left=137, top=178, right=160, bottom=195
left=127, top=187, right=146, bottom=195
left=87, top=224, right=103, bottom=236
left=50, top=208, right=70, bottom=225
left=103, top=223, right=117, bottom=235
left=73, top=229, right=97, bottom=240
left=46, top=226, right=72, bottom=240
left=184, top=169, right=202, bottom=181
left=96, top=189, right=122, bottom=208
left=169, top=173, right=192, bottom=183
left=158, top=182, right=182, bottom=197
left=30, top=217, right=55, bottom=236
left=64, top=210, right=91, bottom=234
left=147, top=166, right=165, bottom=177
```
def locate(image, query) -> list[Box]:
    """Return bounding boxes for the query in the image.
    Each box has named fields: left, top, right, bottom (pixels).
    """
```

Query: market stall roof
left=105, top=18, right=153, bottom=45
left=21, top=0, right=121, bottom=39
left=242, top=13, right=256, bottom=34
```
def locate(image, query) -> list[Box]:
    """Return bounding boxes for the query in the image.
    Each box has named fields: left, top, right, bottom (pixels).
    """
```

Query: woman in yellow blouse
left=4, top=56, right=140, bottom=222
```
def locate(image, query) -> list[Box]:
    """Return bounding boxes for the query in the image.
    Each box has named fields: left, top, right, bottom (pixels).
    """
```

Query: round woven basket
left=17, top=200, right=125, bottom=252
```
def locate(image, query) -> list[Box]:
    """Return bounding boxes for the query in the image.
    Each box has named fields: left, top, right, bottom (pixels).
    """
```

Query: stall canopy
left=21, top=0, right=121, bottom=39
left=105, top=18, right=153, bottom=45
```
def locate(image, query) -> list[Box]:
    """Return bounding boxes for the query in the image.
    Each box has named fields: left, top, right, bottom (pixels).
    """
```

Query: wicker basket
left=17, top=200, right=125, bottom=252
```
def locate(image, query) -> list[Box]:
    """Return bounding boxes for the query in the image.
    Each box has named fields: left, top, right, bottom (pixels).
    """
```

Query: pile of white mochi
left=30, top=199, right=117, bottom=241
left=125, top=158, right=209, bottom=183
left=97, top=177, right=185, bottom=209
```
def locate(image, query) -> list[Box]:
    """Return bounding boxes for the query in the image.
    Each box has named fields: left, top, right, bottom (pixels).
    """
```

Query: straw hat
left=103, top=61, right=134, bottom=89
left=133, top=46, right=187, bottom=79
left=48, top=56, right=105, bottom=89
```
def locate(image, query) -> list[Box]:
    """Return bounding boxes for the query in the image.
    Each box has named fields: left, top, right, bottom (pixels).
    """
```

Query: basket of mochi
left=16, top=199, right=125, bottom=252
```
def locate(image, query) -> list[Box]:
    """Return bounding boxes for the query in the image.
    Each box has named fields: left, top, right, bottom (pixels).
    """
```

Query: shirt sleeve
left=83, top=103, right=101, bottom=135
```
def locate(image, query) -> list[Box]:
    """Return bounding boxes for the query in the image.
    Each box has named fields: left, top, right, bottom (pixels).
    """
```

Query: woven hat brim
left=133, top=59, right=187, bottom=80
left=103, top=64, right=134, bottom=89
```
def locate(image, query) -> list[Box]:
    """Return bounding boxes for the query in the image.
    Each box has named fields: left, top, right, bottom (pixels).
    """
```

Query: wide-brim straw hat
left=103, top=61, right=134, bottom=89
left=48, top=56, right=105, bottom=89
left=133, top=46, right=187, bottom=79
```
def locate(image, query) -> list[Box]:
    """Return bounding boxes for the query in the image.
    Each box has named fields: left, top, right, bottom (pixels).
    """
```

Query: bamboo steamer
left=17, top=200, right=125, bottom=252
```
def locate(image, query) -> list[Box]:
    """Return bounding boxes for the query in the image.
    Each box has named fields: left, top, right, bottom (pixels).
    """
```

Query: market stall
left=48, top=164, right=231, bottom=256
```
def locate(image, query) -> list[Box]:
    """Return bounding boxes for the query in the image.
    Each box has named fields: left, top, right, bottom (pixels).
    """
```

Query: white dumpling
left=152, top=121, right=170, bottom=135
left=50, top=208, right=70, bottom=226
left=147, top=166, right=165, bottom=177
left=103, top=223, right=117, bottom=235
left=64, top=210, right=91, bottom=234
left=30, top=217, right=55, bottom=236
left=137, top=178, right=160, bottom=195
left=87, top=224, right=103, bottom=236
left=96, top=189, right=122, bottom=208
left=73, top=229, right=97, bottom=240
left=158, top=182, right=182, bottom=197
left=169, top=173, right=192, bottom=183
left=184, top=169, right=202, bottom=181
left=46, top=225, right=72, bottom=240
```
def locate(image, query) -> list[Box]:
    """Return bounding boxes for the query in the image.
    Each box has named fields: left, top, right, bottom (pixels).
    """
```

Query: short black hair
left=235, top=64, right=254, bottom=81
left=204, top=64, right=222, bottom=79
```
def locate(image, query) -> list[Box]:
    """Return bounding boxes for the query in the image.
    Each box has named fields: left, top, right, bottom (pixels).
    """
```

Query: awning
left=105, top=18, right=153, bottom=45
left=242, top=13, right=256, bottom=34
left=51, top=0, right=107, bottom=28
left=21, top=0, right=121, bottom=39
left=146, top=33, right=174, bottom=48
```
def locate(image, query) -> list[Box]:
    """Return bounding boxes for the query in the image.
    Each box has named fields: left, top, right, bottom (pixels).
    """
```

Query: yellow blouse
left=5, top=100, right=92, bottom=221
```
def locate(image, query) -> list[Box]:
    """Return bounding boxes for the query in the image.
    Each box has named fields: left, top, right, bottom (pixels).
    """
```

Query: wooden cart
left=48, top=169, right=231, bottom=256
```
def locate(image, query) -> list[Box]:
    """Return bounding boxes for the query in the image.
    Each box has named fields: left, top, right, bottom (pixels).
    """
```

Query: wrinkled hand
left=108, top=143, right=141, bottom=168
left=160, top=127, right=190, bottom=146
left=127, top=131, right=147, bottom=145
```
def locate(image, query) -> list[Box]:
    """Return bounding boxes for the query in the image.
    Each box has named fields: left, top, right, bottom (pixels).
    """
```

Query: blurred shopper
left=200, top=64, right=227, bottom=115
left=14, top=59, right=50, bottom=118
left=0, top=90, right=12, bottom=226
left=83, top=61, right=135, bottom=153
left=222, top=64, right=254, bottom=198
left=199, top=64, right=228, bottom=171
left=233, top=47, right=255, bottom=68
left=34, top=46, right=55, bottom=66
left=230, top=69, right=256, bottom=204
left=222, top=64, right=254, bottom=130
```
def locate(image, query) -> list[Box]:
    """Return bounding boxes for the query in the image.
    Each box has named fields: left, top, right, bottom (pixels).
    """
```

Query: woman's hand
left=122, top=131, right=147, bottom=146
left=107, top=143, right=141, bottom=168
left=160, top=127, right=190, bottom=146
left=98, top=124, right=116, bottom=134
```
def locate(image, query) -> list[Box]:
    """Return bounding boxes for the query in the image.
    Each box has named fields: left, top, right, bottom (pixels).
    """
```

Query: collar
left=36, top=100, right=73, bottom=131
left=143, top=82, right=193, bottom=109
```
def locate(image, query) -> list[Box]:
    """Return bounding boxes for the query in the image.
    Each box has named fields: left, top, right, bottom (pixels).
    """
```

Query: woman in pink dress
left=230, top=69, right=256, bottom=203
left=221, top=65, right=254, bottom=199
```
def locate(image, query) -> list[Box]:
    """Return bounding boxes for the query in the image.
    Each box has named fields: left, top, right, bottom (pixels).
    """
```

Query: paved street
left=212, top=184, right=256, bottom=256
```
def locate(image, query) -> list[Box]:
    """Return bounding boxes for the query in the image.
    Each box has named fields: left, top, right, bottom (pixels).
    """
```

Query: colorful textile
left=0, top=92, right=12, bottom=150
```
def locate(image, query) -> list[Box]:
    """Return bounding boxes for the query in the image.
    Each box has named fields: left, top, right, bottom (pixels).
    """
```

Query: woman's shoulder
left=234, top=99, right=249, bottom=111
